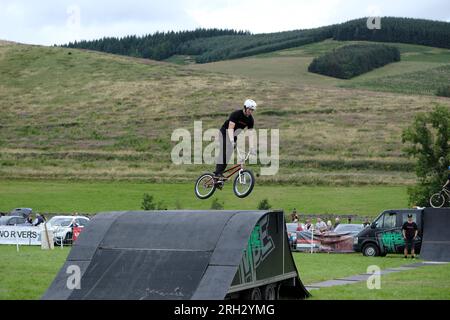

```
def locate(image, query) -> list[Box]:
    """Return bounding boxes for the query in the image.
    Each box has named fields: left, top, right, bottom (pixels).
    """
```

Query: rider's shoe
left=213, top=173, right=224, bottom=189
left=216, top=181, right=224, bottom=190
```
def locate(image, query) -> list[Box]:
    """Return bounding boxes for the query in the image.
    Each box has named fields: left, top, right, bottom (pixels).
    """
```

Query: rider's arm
left=227, top=121, right=236, bottom=143
left=248, top=128, right=256, bottom=150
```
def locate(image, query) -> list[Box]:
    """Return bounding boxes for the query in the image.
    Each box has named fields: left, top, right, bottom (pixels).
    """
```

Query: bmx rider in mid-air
left=213, top=99, right=257, bottom=185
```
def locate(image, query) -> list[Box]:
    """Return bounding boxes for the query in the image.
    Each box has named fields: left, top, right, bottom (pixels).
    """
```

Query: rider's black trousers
left=214, top=129, right=236, bottom=175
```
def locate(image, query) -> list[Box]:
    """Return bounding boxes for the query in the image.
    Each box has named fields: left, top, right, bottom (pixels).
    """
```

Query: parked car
left=46, top=216, right=90, bottom=245
left=353, top=209, right=422, bottom=257
left=332, top=224, right=364, bottom=235
left=0, top=216, right=28, bottom=226
left=8, top=208, right=32, bottom=219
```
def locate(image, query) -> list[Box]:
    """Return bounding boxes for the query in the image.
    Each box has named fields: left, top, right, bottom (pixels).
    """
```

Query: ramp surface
left=43, top=210, right=309, bottom=300
left=421, top=208, right=450, bottom=262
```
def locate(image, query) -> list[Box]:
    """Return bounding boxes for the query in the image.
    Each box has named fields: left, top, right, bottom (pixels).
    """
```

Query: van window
left=383, top=213, right=396, bottom=229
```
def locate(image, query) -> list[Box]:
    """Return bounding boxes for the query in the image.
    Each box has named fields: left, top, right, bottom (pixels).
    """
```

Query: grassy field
left=308, top=263, right=450, bottom=300
left=0, top=180, right=409, bottom=217
left=0, top=245, right=70, bottom=300
left=188, top=39, right=450, bottom=95
left=294, top=252, right=411, bottom=284
left=1, top=246, right=448, bottom=300
left=1, top=41, right=449, bottom=185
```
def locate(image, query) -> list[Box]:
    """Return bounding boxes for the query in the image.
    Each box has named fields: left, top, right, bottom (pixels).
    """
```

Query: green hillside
left=188, top=39, right=450, bottom=95
left=0, top=42, right=449, bottom=185
left=65, top=17, right=450, bottom=63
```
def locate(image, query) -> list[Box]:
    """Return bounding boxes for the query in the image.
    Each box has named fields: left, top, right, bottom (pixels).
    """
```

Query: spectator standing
left=363, top=218, right=371, bottom=228
left=290, top=209, right=298, bottom=223
left=34, top=213, right=45, bottom=226
left=315, top=218, right=327, bottom=233
left=327, top=220, right=333, bottom=231
left=334, top=217, right=340, bottom=229
left=26, top=215, right=33, bottom=225
left=402, top=214, right=418, bottom=259
left=304, top=219, right=312, bottom=231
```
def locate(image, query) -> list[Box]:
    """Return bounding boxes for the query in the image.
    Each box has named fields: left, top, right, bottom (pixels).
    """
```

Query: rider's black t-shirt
left=221, top=109, right=254, bottom=133
left=402, top=221, right=418, bottom=239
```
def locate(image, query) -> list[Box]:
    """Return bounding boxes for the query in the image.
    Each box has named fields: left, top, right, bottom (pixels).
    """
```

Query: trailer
left=43, top=210, right=309, bottom=300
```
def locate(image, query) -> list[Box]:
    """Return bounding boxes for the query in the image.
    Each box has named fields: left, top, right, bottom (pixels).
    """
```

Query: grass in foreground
left=294, top=252, right=410, bottom=284
left=308, top=263, right=450, bottom=300
left=0, top=180, right=408, bottom=217
left=0, top=245, right=70, bottom=300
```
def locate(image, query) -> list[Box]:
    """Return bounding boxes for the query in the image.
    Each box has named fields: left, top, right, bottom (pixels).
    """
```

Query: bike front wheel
left=233, top=170, right=255, bottom=198
left=195, top=173, right=217, bottom=199
left=430, top=192, right=445, bottom=208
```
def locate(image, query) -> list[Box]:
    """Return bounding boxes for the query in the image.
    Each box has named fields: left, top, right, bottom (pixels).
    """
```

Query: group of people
left=25, top=213, right=46, bottom=226
left=290, top=208, right=371, bottom=233
left=290, top=209, right=340, bottom=233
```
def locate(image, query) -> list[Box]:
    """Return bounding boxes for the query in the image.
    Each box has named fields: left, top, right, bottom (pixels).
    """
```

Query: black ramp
left=421, top=208, right=450, bottom=262
left=43, top=210, right=309, bottom=300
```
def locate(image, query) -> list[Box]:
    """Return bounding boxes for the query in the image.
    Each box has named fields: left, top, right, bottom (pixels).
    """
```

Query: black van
left=353, top=209, right=423, bottom=256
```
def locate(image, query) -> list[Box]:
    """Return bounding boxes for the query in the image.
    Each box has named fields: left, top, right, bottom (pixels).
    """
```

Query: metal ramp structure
left=420, top=208, right=450, bottom=262
left=43, top=210, right=309, bottom=300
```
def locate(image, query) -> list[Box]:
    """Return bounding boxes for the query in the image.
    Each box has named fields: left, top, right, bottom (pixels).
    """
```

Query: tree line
left=308, top=44, right=401, bottom=79
left=61, top=29, right=249, bottom=61
left=61, top=17, right=450, bottom=63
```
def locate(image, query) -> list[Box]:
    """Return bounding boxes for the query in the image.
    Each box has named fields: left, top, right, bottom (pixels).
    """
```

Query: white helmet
left=244, top=99, right=257, bottom=110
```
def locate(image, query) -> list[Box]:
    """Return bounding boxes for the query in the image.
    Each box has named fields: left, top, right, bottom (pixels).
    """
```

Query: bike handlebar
left=236, top=147, right=252, bottom=163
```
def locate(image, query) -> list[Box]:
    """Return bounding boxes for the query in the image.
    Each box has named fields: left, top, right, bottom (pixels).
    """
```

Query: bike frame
left=219, top=147, right=251, bottom=182
left=203, top=148, right=252, bottom=187
left=441, top=188, right=450, bottom=199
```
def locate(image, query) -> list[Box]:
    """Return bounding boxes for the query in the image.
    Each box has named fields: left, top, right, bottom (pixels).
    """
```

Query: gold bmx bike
left=194, top=147, right=255, bottom=199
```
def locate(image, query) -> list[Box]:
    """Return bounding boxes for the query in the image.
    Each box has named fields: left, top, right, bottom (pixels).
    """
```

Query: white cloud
left=0, top=0, right=448, bottom=45
left=187, top=0, right=343, bottom=33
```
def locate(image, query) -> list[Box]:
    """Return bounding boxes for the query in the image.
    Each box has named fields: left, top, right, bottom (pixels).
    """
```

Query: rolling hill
left=64, top=17, right=450, bottom=63
left=187, top=39, right=450, bottom=96
left=0, top=40, right=449, bottom=186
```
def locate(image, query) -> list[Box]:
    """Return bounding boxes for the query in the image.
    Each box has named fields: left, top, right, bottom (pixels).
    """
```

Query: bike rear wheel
left=430, top=192, right=445, bottom=208
left=195, top=173, right=217, bottom=199
left=233, top=170, right=255, bottom=198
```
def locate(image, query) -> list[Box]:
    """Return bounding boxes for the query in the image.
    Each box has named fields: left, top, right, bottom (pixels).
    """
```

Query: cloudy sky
left=0, top=0, right=449, bottom=45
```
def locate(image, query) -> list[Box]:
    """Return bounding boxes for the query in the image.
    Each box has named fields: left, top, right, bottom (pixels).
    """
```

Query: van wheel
left=363, top=243, right=379, bottom=257
left=263, top=284, right=279, bottom=300
left=242, top=287, right=262, bottom=300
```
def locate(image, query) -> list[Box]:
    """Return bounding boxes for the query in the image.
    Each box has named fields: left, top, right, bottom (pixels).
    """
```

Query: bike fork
left=238, top=169, right=246, bottom=184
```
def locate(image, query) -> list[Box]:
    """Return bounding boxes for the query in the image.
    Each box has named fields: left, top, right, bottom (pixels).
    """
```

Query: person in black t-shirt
left=214, top=99, right=257, bottom=180
left=443, top=166, right=450, bottom=189
left=402, top=214, right=418, bottom=259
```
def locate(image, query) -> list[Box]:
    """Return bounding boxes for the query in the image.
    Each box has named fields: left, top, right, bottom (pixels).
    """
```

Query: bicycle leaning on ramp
left=194, top=147, right=255, bottom=199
